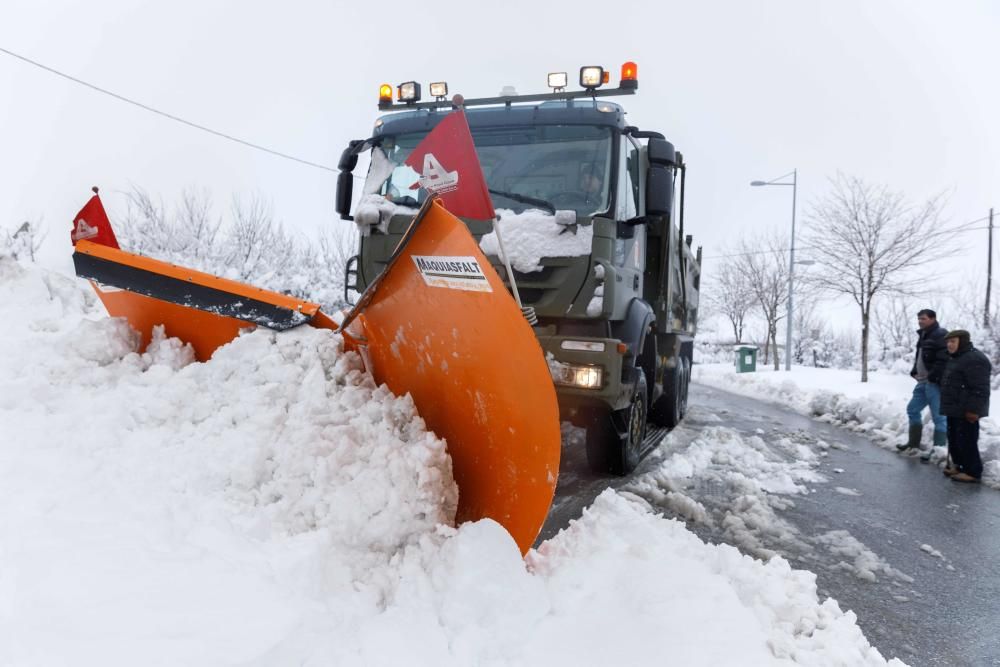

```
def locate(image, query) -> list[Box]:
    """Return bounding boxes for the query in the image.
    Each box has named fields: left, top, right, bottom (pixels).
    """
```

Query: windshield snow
left=365, top=125, right=614, bottom=217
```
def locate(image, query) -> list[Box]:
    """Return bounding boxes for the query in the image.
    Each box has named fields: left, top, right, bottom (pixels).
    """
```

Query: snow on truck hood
left=479, top=208, right=594, bottom=274
left=0, top=256, right=905, bottom=666
left=354, top=196, right=594, bottom=274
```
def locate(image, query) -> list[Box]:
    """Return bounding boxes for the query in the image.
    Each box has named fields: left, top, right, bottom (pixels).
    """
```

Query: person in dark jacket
left=897, top=309, right=949, bottom=458
left=939, top=329, right=992, bottom=482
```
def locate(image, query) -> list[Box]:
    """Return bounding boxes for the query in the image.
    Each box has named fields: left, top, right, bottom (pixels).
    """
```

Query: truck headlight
left=552, top=363, right=604, bottom=389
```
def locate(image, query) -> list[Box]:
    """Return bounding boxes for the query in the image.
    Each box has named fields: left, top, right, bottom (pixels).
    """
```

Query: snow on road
left=0, top=258, right=904, bottom=665
left=694, top=362, right=1000, bottom=489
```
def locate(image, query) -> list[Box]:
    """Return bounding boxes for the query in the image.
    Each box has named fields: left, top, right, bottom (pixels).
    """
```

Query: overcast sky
left=3, top=0, right=998, bottom=330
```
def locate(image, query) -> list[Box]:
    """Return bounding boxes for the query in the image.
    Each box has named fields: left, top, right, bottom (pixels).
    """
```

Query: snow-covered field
left=693, top=362, right=1000, bottom=489
left=0, top=257, right=904, bottom=665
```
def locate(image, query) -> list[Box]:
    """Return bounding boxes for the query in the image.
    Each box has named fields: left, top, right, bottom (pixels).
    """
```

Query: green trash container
left=734, top=345, right=758, bottom=373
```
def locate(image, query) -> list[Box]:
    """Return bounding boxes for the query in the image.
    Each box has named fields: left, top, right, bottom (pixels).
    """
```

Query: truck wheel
left=650, top=361, right=685, bottom=428
left=585, top=372, right=647, bottom=475
left=678, top=357, right=690, bottom=419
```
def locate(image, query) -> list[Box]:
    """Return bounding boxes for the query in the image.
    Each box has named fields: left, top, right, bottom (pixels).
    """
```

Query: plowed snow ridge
left=0, top=256, right=905, bottom=666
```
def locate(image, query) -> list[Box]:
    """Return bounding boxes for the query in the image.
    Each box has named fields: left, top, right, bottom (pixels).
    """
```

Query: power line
left=946, top=214, right=991, bottom=232
left=0, top=45, right=342, bottom=174
left=704, top=244, right=820, bottom=261
left=703, top=211, right=999, bottom=261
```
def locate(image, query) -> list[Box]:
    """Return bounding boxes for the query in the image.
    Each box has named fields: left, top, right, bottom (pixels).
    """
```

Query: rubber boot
left=897, top=424, right=922, bottom=451
left=921, top=430, right=948, bottom=463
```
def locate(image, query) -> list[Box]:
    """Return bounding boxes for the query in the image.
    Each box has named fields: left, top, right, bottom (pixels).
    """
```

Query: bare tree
left=791, top=297, right=821, bottom=365
left=119, top=186, right=170, bottom=255
left=947, top=276, right=1000, bottom=375
left=229, top=192, right=294, bottom=281
left=3, top=221, right=46, bottom=261
left=115, top=186, right=355, bottom=309
left=176, top=188, right=221, bottom=260
left=872, top=295, right=915, bottom=364
left=802, top=174, right=950, bottom=382
left=318, top=227, right=356, bottom=282
left=705, top=256, right=755, bottom=343
left=737, top=231, right=789, bottom=370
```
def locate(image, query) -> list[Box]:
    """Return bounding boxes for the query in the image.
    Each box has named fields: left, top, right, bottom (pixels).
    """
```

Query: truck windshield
left=367, top=125, right=614, bottom=217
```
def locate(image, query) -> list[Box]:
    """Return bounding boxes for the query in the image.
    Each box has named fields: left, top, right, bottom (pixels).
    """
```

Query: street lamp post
left=751, top=170, right=798, bottom=371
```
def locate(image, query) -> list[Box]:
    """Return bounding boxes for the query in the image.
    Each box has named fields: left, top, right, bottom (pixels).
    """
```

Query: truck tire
left=679, top=357, right=690, bottom=418
left=585, top=371, right=647, bottom=475
left=650, top=359, right=687, bottom=428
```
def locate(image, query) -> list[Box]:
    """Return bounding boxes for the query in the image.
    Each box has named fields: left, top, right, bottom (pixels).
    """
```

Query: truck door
left=613, top=136, right=644, bottom=316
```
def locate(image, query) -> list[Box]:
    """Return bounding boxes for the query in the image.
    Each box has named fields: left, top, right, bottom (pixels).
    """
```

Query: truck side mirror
left=336, top=140, right=368, bottom=220
left=336, top=171, right=354, bottom=220
left=647, top=138, right=677, bottom=167
left=646, top=165, right=673, bottom=217
left=338, top=145, right=360, bottom=171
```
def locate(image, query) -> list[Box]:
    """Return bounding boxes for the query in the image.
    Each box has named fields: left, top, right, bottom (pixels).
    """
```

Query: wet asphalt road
left=536, top=383, right=1000, bottom=667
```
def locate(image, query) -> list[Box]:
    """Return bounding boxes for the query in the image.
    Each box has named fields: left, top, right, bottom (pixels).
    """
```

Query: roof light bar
left=397, top=81, right=421, bottom=103
left=547, top=71, right=568, bottom=91
left=429, top=81, right=448, bottom=99
left=580, top=66, right=605, bottom=90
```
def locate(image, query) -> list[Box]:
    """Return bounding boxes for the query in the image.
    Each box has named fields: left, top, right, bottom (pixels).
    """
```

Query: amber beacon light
left=621, top=61, right=638, bottom=89
left=378, top=83, right=393, bottom=105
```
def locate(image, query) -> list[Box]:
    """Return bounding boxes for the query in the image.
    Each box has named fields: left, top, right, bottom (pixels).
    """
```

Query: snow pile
left=654, top=425, right=824, bottom=496
left=694, top=363, right=1000, bottom=489
left=527, top=492, right=902, bottom=666
left=813, top=531, right=913, bottom=584
left=919, top=544, right=944, bottom=559
left=479, top=208, right=593, bottom=273
left=0, top=258, right=905, bottom=665
left=627, top=419, right=824, bottom=561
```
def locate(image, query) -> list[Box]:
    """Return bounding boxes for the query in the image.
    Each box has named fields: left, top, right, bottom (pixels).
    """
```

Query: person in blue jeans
left=897, top=309, right=949, bottom=460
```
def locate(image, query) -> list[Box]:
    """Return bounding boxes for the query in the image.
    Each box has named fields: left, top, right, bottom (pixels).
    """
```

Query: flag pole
left=492, top=215, right=536, bottom=325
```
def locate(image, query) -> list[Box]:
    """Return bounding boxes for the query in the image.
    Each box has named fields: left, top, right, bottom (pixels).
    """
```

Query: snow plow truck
left=69, top=62, right=699, bottom=555
left=336, top=64, right=701, bottom=474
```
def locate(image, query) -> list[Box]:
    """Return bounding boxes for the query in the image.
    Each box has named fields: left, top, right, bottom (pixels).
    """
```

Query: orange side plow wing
left=342, top=198, right=561, bottom=553
left=72, top=241, right=336, bottom=361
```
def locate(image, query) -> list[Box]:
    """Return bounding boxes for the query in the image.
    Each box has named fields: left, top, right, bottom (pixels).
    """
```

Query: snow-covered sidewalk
left=0, top=258, right=904, bottom=665
left=693, top=363, right=1000, bottom=489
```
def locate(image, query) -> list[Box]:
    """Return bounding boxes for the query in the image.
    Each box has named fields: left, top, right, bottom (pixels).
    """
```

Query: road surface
left=537, top=383, right=1000, bottom=666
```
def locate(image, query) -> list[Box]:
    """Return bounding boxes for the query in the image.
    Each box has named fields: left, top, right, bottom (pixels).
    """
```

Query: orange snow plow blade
left=72, top=198, right=560, bottom=553
left=72, top=240, right=335, bottom=361
left=340, top=199, right=560, bottom=553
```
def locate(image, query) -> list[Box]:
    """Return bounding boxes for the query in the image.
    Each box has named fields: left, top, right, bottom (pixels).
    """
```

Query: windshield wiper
left=488, top=189, right=555, bottom=215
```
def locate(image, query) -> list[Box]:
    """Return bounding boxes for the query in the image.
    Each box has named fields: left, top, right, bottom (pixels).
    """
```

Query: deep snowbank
left=693, top=363, right=1000, bottom=488
left=0, top=258, right=903, bottom=665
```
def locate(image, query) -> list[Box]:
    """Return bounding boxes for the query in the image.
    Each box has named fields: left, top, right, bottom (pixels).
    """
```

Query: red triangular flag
left=70, top=189, right=119, bottom=249
left=404, top=110, right=495, bottom=221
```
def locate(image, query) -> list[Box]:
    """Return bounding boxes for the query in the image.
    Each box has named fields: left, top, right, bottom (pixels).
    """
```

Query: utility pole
left=987, top=207, right=995, bottom=329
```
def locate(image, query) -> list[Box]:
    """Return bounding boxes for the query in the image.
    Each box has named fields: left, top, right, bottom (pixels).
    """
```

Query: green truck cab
left=336, top=66, right=701, bottom=475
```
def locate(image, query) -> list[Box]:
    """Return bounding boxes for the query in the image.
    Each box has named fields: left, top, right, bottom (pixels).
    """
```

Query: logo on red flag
left=70, top=189, right=120, bottom=249
left=404, top=110, right=495, bottom=221
left=417, top=154, right=459, bottom=195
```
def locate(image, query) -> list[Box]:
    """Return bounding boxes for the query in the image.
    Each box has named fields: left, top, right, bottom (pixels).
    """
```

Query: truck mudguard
left=610, top=298, right=656, bottom=368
